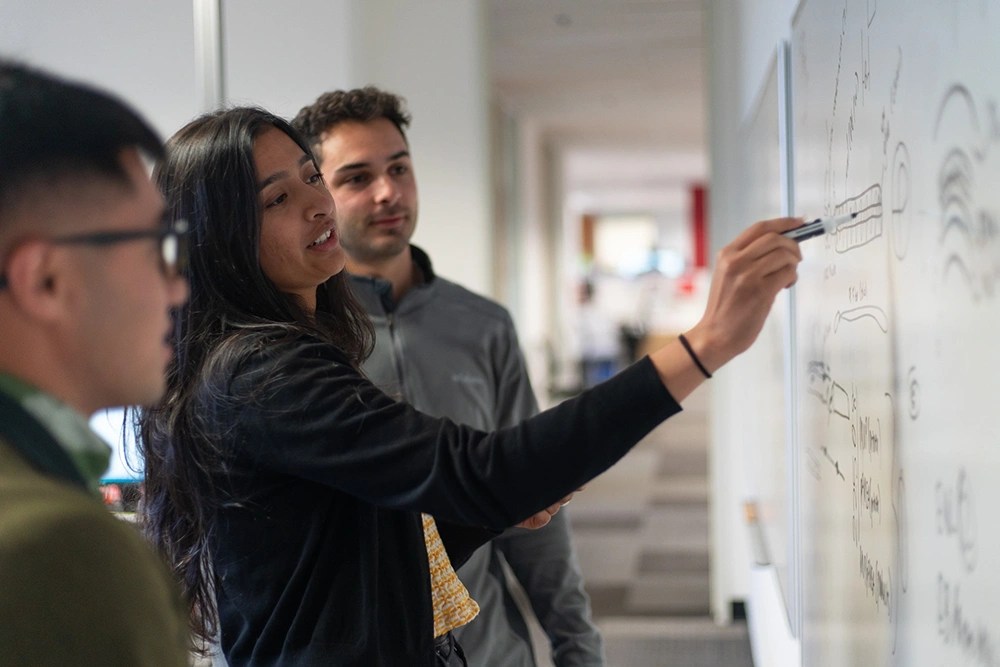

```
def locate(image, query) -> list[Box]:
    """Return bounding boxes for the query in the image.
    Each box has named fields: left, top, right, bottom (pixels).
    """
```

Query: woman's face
left=254, top=127, right=345, bottom=311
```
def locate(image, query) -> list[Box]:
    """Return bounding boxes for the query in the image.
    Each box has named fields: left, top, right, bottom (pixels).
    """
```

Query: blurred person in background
left=576, top=280, right=624, bottom=389
left=0, top=59, right=190, bottom=666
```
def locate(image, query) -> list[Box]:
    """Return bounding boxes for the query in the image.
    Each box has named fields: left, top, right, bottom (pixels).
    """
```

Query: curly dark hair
left=291, top=86, right=412, bottom=148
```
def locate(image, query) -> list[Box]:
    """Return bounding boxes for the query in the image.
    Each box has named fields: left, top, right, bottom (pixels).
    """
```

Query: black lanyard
left=0, top=390, right=88, bottom=490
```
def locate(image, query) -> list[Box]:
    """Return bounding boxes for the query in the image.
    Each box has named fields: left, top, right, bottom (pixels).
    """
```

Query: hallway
left=530, top=384, right=754, bottom=666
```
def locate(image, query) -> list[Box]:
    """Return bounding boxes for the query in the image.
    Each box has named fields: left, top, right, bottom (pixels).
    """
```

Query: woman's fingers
left=763, top=263, right=801, bottom=292
left=516, top=487, right=587, bottom=529
left=516, top=499, right=566, bottom=529
left=694, top=221, right=804, bottom=361
left=748, top=245, right=803, bottom=282
left=739, top=228, right=803, bottom=263
left=728, top=217, right=802, bottom=252
left=516, top=511, right=550, bottom=530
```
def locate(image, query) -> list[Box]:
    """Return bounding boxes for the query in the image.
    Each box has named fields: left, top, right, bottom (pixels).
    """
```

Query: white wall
left=0, top=0, right=199, bottom=140
left=514, top=117, right=552, bottom=399
left=351, top=0, right=492, bottom=297
left=222, top=0, right=354, bottom=120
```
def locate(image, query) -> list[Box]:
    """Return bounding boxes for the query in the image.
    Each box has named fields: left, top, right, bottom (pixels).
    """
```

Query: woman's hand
left=686, top=216, right=803, bottom=370
left=649, top=217, right=803, bottom=402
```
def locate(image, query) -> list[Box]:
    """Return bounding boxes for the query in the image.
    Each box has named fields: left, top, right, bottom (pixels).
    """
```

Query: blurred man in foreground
left=0, top=60, right=189, bottom=666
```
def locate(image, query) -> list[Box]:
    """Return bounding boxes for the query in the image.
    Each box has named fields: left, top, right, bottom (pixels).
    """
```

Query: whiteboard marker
left=782, top=212, right=858, bottom=242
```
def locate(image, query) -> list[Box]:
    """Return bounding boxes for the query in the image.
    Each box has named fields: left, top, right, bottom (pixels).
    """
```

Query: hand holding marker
left=782, top=212, right=858, bottom=242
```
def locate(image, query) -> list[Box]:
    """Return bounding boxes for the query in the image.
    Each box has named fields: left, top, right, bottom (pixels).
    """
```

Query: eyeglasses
left=0, top=219, right=189, bottom=290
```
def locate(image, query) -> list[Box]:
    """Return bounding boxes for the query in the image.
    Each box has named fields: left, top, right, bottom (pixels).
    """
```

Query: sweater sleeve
left=434, top=519, right=501, bottom=570
left=223, top=338, right=680, bottom=531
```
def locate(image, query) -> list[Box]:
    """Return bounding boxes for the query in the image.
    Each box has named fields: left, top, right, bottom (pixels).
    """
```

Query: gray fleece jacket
left=348, top=245, right=605, bottom=667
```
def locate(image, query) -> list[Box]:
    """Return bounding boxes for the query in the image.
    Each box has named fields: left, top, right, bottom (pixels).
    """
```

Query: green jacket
left=0, top=377, right=189, bottom=666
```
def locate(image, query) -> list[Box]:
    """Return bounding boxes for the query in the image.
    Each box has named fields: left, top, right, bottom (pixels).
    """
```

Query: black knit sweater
left=202, top=336, right=680, bottom=666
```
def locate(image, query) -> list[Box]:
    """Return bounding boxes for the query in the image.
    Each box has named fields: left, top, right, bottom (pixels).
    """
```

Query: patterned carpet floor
left=528, top=384, right=755, bottom=667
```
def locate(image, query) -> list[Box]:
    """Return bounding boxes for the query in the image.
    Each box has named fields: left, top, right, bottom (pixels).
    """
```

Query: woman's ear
left=4, top=240, right=67, bottom=322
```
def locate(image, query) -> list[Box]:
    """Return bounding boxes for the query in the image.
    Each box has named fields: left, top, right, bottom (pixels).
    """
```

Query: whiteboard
left=741, top=44, right=798, bottom=635
left=792, top=1, right=1000, bottom=665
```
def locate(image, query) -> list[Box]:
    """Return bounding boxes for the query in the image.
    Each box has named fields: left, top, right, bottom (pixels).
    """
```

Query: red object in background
left=691, top=184, right=708, bottom=269
left=101, top=483, right=122, bottom=506
left=676, top=270, right=696, bottom=296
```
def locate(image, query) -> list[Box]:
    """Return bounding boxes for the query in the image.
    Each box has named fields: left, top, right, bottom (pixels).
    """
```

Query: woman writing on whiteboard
left=138, top=107, right=803, bottom=666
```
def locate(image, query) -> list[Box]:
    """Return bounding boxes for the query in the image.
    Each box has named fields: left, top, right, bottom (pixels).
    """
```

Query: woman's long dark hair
left=137, top=107, right=374, bottom=649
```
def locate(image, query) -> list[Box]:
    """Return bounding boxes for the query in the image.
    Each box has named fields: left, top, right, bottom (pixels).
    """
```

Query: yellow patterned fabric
left=421, top=514, right=480, bottom=638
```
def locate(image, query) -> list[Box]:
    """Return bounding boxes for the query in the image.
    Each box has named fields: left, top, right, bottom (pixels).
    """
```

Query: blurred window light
left=593, top=214, right=657, bottom=277
left=90, top=407, right=143, bottom=483
left=657, top=248, right=687, bottom=278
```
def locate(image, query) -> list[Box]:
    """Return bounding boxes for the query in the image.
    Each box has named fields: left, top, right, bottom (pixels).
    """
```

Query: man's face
left=317, top=118, right=418, bottom=265
left=57, top=150, right=188, bottom=411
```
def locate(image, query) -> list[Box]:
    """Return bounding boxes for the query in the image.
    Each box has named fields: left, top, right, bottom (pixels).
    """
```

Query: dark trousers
left=433, top=632, right=468, bottom=667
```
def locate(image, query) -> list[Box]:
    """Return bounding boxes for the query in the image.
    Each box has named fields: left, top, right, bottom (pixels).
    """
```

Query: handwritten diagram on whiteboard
left=792, top=0, right=1000, bottom=665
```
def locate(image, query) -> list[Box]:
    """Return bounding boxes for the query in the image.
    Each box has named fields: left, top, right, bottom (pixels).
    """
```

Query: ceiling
left=488, top=0, right=707, bottom=151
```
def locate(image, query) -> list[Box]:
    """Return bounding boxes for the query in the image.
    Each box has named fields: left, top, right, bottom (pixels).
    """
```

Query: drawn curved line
left=907, top=366, right=920, bottom=420
left=834, top=306, right=889, bottom=333
left=853, top=202, right=884, bottom=220
left=834, top=183, right=882, bottom=214
left=939, top=148, right=975, bottom=247
left=891, top=144, right=911, bottom=260
left=943, top=254, right=974, bottom=287
left=940, top=189, right=973, bottom=226
left=934, top=83, right=979, bottom=140
left=891, top=166, right=909, bottom=215
left=939, top=148, right=973, bottom=197
left=939, top=152, right=973, bottom=196
left=941, top=209, right=975, bottom=245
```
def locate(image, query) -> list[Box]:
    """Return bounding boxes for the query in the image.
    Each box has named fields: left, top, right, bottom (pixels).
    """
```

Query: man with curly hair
left=293, top=88, right=605, bottom=667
